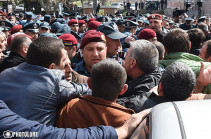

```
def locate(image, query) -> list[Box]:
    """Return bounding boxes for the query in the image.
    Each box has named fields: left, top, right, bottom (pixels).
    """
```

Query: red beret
left=147, top=14, right=162, bottom=21
left=59, top=33, right=78, bottom=46
left=10, top=24, right=22, bottom=34
left=88, top=21, right=101, bottom=30
left=87, top=18, right=96, bottom=24
left=80, top=30, right=106, bottom=49
left=138, top=29, right=156, bottom=40
left=78, top=20, right=86, bottom=27
left=68, top=19, right=78, bottom=26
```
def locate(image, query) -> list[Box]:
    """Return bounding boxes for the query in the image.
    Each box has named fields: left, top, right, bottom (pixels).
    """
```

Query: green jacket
left=159, top=52, right=211, bottom=94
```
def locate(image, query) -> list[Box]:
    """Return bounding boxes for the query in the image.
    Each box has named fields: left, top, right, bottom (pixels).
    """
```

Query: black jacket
left=119, top=68, right=162, bottom=98
left=0, top=52, right=25, bottom=73
left=117, top=92, right=169, bottom=112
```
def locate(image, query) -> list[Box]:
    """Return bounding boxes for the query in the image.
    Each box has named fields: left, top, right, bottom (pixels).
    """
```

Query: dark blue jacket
left=0, top=63, right=91, bottom=126
left=0, top=100, right=118, bottom=139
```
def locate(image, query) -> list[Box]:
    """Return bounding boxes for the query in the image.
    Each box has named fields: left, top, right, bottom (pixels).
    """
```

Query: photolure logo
left=2, top=130, right=38, bottom=138
left=3, top=130, right=13, bottom=138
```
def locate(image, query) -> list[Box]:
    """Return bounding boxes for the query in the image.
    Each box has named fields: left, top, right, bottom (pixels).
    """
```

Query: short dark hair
left=129, top=40, right=158, bottom=73
left=161, top=62, right=196, bottom=101
left=204, top=40, right=211, bottom=59
left=25, top=37, right=64, bottom=68
left=152, top=41, right=165, bottom=60
left=91, top=59, right=127, bottom=101
left=155, top=30, right=166, bottom=43
left=187, top=28, right=205, bottom=49
left=163, top=28, right=190, bottom=53
left=10, top=35, right=30, bottom=52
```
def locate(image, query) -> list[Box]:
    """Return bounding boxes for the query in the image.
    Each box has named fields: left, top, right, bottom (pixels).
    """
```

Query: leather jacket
left=0, top=62, right=91, bottom=126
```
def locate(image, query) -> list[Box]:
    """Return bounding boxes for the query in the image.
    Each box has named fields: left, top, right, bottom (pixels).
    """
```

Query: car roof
left=131, top=100, right=211, bottom=139
left=152, top=100, right=211, bottom=139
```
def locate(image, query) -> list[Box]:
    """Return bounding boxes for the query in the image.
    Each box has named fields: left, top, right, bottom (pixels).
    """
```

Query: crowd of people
left=0, top=9, right=211, bottom=138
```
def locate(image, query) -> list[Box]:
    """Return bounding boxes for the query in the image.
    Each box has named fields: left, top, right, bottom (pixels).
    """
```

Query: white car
left=131, top=100, right=211, bottom=139
left=109, top=2, right=124, bottom=10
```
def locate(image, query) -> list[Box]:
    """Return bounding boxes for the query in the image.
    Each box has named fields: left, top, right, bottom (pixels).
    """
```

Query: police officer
left=97, top=22, right=127, bottom=65
left=179, top=18, right=194, bottom=30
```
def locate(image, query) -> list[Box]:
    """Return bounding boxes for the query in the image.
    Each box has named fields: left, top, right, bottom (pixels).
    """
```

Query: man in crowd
left=159, top=28, right=211, bottom=94
left=57, top=59, right=134, bottom=128
left=0, top=31, right=7, bottom=52
left=148, top=14, right=168, bottom=33
left=39, top=22, right=51, bottom=35
left=97, top=22, right=126, bottom=64
left=74, top=30, right=107, bottom=77
left=59, top=33, right=78, bottom=60
left=0, top=99, right=149, bottom=139
left=23, top=22, right=39, bottom=40
left=117, top=40, right=162, bottom=112
left=199, top=40, right=211, bottom=62
left=0, top=37, right=91, bottom=126
left=0, top=35, right=32, bottom=72
left=68, top=19, right=79, bottom=34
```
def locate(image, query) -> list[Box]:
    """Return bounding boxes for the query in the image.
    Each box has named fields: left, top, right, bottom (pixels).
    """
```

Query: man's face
left=106, top=36, right=121, bottom=57
left=148, top=37, right=157, bottom=42
left=26, top=31, right=38, bottom=41
left=149, top=19, right=163, bottom=31
left=163, top=21, right=170, bottom=29
left=79, top=24, right=86, bottom=33
left=51, top=16, right=56, bottom=22
left=124, top=46, right=133, bottom=75
left=0, top=48, right=4, bottom=64
left=70, top=24, right=79, bottom=33
left=64, top=45, right=77, bottom=60
left=54, top=49, right=68, bottom=70
left=39, top=27, right=50, bottom=35
left=82, top=42, right=107, bottom=70
left=0, top=34, right=7, bottom=51
left=199, top=44, right=210, bottom=61
left=62, top=58, right=73, bottom=82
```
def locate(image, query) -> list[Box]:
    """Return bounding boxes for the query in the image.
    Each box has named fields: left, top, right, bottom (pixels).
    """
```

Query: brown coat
left=56, top=95, right=135, bottom=129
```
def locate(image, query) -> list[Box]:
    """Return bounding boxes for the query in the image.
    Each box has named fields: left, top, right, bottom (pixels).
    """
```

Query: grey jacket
left=0, top=62, right=91, bottom=126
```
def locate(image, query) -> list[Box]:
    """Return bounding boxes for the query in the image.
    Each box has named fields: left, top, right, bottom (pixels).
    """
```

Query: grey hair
left=129, top=40, right=159, bottom=73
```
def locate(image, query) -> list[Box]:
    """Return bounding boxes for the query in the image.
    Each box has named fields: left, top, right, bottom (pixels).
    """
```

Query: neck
left=129, top=68, right=144, bottom=79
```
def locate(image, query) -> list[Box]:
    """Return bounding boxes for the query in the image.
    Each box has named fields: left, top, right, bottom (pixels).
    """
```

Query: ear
left=48, top=63, right=55, bottom=69
left=73, top=45, right=77, bottom=51
left=22, top=46, right=28, bottom=54
left=130, top=59, right=136, bottom=69
left=158, top=83, right=164, bottom=96
left=87, top=77, right=92, bottom=89
left=120, top=84, right=128, bottom=95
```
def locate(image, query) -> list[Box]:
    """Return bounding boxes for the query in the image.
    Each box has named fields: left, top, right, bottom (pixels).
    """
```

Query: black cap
left=124, top=20, right=139, bottom=28
left=23, top=22, right=39, bottom=33
left=97, top=22, right=126, bottom=39
left=44, top=15, right=51, bottom=22
left=116, top=19, right=125, bottom=26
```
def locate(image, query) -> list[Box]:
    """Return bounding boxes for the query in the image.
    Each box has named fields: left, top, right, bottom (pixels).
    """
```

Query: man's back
left=0, top=62, right=90, bottom=126
left=56, top=95, right=134, bottom=128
